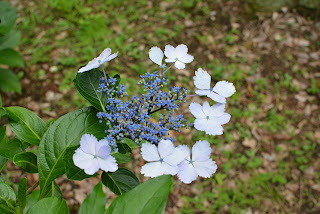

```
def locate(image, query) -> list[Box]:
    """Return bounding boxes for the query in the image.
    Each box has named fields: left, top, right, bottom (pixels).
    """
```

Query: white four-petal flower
left=189, top=101, right=231, bottom=136
left=73, top=134, right=118, bottom=175
left=164, top=44, right=194, bottom=69
left=149, top=46, right=164, bottom=66
left=140, top=139, right=187, bottom=177
left=78, top=48, right=118, bottom=73
left=193, top=68, right=236, bottom=103
left=177, top=140, right=217, bottom=184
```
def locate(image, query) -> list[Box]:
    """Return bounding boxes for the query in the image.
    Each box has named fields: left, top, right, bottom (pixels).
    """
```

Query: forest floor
left=3, top=0, right=320, bottom=213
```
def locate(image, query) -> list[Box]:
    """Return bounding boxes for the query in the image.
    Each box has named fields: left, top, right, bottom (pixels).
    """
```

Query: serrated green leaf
left=79, top=182, right=106, bottom=214
left=0, top=183, right=16, bottom=210
left=23, top=191, right=39, bottom=214
left=5, top=106, right=46, bottom=145
left=101, top=168, right=139, bottom=195
left=106, top=175, right=173, bottom=214
left=0, top=49, right=24, bottom=67
left=63, top=146, right=98, bottom=180
left=42, top=182, right=62, bottom=200
left=38, top=107, right=105, bottom=198
left=44, top=119, right=55, bottom=131
left=0, top=127, right=25, bottom=160
left=111, top=152, right=131, bottom=163
left=117, top=143, right=131, bottom=154
left=18, top=177, right=27, bottom=212
left=74, top=68, right=108, bottom=112
left=26, top=197, right=69, bottom=214
left=0, top=30, right=21, bottom=51
left=0, top=2, right=16, bottom=36
left=13, top=152, right=38, bottom=173
left=0, top=68, right=21, bottom=93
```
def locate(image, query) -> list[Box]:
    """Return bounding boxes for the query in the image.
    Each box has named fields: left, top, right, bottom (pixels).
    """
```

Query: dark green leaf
left=38, top=107, right=105, bottom=198
left=18, top=178, right=27, bottom=212
left=0, top=204, right=13, bottom=214
left=13, top=152, right=38, bottom=173
left=0, top=94, right=2, bottom=107
left=0, top=2, right=16, bottom=36
left=0, top=183, right=16, bottom=209
left=117, top=143, right=131, bottom=154
left=73, top=68, right=108, bottom=112
left=63, top=146, right=98, bottom=180
left=0, top=128, right=25, bottom=160
left=26, top=197, right=69, bottom=214
left=44, top=119, right=55, bottom=131
left=42, top=182, right=62, bottom=200
left=5, top=106, right=46, bottom=145
left=79, top=182, right=106, bottom=214
left=0, top=30, right=21, bottom=51
left=0, top=157, right=8, bottom=173
left=0, top=68, right=21, bottom=93
left=121, top=138, right=140, bottom=149
left=23, top=191, right=39, bottom=214
left=0, top=49, right=24, bottom=67
left=106, top=175, right=173, bottom=214
left=101, top=168, right=139, bottom=195
left=111, top=152, right=131, bottom=163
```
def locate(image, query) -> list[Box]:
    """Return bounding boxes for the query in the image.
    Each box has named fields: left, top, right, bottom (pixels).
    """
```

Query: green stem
left=26, top=181, right=39, bottom=195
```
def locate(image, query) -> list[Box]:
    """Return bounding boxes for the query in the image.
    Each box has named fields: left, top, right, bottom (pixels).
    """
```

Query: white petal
left=164, top=147, right=188, bottom=166
left=178, top=145, right=191, bottom=161
left=216, top=113, right=231, bottom=125
left=73, top=148, right=95, bottom=169
left=95, top=139, right=111, bottom=159
left=193, top=68, right=211, bottom=90
left=179, top=54, right=194, bottom=63
left=194, top=118, right=208, bottom=131
left=149, top=47, right=164, bottom=66
left=212, top=81, right=236, bottom=98
left=102, top=52, right=118, bottom=64
left=174, top=61, right=186, bottom=69
left=165, top=58, right=176, bottom=63
left=192, top=140, right=211, bottom=162
left=78, top=60, right=99, bottom=73
left=141, top=162, right=163, bottom=177
left=98, top=48, right=111, bottom=61
left=209, top=103, right=226, bottom=117
left=175, top=44, right=188, bottom=58
left=79, top=134, right=97, bottom=155
left=83, top=158, right=100, bottom=175
left=202, top=101, right=212, bottom=116
left=195, top=89, right=210, bottom=96
left=98, top=156, right=118, bottom=172
left=207, top=91, right=226, bottom=103
left=164, top=44, right=176, bottom=59
left=158, top=139, right=175, bottom=158
left=205, top=123, right=224, bottom=136
left=141, top=142, right=160, bottom=161
left=177, top=160, right=198, bottom=184
left=189, top=102, right=206, bottom=119
left=161, top=162, right=179, bottom=175
left=193, top=159, right=217, bottom=178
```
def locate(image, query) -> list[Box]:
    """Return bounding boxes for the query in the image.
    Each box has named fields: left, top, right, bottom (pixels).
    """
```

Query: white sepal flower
left=189, top=101, right=230, bottom=136
left=78, top=48, right=118, bottom=73
left=177, top=140, right=217, bottom=184
left=164, top=44, right=194, bottom=69
left=193, top=68, right=236, bottom=103
left=140, top=139, right=187, bottom=178
left=149, top=46, right=164, bottom=66
left=73, top=134, right=118, bottom=175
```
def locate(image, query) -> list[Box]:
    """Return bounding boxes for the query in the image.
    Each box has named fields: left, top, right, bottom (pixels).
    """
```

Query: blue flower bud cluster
left=96, top=71, right=192, bottom=149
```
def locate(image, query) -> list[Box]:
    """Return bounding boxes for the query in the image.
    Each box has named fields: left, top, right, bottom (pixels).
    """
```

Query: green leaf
left=38, top=107, right=105, bottom=198
left=0, top=68, right=21, bottom=93
left=13, top=152, right=38, bottom=173
left=23, top=191, right=39, bottom=214
left=0, top=2, right=16, bottom=36
left=0, top=204, right=13, bottom=214
left=42, top=182, right=62, bottom=200
left=0, top=183, right=16, bottom=209
left=101, top=168, right=139, bottom=195
left=0, top=128, right=25, bottom=160
left=0, top=157, right=8, bottom=173
left=106, top=175, right=173, bottom=214
left=122, top=138, right=140, bottom=149
left=44, top=119, right=55, bottom=131
left=0, top=30, right=21, bottom=51
left=26, top=197, right=69, bottom=214
left=73, top=68, right=108, bottom=112
left=0, top=94, right=2, bottom=107
left=18, top=178, right=27, bottom=212
left=117, top=143, right=131, bottom=154
left=111, top=152, right=131, bottom=163
left=79, top=182, right=106, bottom=214
left=0, top=49, right=24, bottom=67
left=63, top=146, right=98, bottom=180
left=5, top=106, right=46, bottom=145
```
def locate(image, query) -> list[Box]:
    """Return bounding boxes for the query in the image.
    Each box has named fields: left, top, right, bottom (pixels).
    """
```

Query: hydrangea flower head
left=73, top=134, right=118, bottom=175
left=140, top=139, right=187, bottom=177
left=149, top=46, right=164, bottom=66
left=193, top=68, right=236, bottom=103
left=178, top=140, right=217, bottom=184
left=164, top=44, right=194, bottom=69
left=189, top=102, right=230, bottom=136
left=78, top=48, right=118, bottom=73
